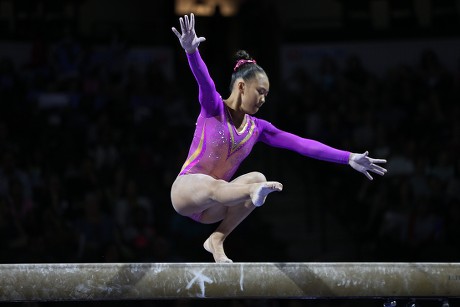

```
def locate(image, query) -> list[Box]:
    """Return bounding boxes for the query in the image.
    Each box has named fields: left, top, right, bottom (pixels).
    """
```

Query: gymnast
left=170, top=13, right=387, bottom=263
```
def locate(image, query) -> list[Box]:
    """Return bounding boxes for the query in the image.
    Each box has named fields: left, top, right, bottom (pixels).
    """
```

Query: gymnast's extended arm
left=258, top=119, right=387, bottom=180
left=172, top=13, right=221, bottom=116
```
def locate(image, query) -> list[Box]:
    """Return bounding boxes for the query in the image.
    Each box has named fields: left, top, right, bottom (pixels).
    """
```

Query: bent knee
left=246, top=171, right=267, bottom=183
left=207, top=179, right=228, bottom=201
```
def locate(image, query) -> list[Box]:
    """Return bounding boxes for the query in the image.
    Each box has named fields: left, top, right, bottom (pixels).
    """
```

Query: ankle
left=210, top=232, right=226, bottom=243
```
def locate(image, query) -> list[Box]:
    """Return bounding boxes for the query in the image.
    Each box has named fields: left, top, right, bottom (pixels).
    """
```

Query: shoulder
left=200, top=92, right=225, bottom=116
left=253, top=116, right=275, bottom=131
left=250, top=117, right=275, bottom=140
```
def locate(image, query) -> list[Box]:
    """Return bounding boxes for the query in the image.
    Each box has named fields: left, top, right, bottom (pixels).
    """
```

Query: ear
left=237, top=81, right=245, bottom=94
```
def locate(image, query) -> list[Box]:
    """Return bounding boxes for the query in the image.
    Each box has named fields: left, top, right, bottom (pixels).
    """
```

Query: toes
left=273, top=182, right=283, bottom=191
left=266, top=181, right=283, bottom=191
left=217, top=257, right=233, bottom=263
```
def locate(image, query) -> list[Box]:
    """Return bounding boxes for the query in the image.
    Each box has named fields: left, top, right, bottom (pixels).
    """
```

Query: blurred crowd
left=279, top=48, right=460, bottom=261
left=0, top=29, right=459, bottom=265
left=0, top=31, right=213, bottom=264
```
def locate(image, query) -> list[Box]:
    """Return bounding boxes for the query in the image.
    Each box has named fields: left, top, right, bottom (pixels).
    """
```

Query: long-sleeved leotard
left=179, top=50, right=351, bottom=182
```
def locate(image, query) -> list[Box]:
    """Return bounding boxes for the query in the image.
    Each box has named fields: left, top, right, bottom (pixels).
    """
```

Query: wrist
left=348, top=153, right=354, bottom=164
left=185, top=48, right=197, bottom=54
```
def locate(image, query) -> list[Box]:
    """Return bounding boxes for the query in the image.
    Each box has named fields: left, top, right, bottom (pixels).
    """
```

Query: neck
left=224, top=96, right=246, bottom=129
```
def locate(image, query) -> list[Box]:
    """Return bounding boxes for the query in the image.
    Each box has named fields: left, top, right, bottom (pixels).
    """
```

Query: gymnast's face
left=240, top=73, right=269, bottom=115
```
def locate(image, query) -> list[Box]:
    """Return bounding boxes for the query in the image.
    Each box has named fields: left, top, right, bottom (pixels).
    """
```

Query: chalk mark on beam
left=0, top=262, right=459, bottom=301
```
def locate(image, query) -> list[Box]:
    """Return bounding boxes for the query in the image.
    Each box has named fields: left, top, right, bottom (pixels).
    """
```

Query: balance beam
left=0, top=263, right=459, bottom=301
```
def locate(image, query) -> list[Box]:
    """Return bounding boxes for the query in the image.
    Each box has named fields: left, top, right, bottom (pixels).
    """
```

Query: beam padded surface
left=0, top=262, right=459, bottom=301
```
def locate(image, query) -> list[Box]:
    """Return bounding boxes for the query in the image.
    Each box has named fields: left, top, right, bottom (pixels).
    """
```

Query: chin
left=248, top=107, right=259, bottom=115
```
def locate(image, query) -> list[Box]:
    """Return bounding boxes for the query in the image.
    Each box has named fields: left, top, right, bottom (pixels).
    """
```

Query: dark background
left=0, top=0, right=459, bottom=306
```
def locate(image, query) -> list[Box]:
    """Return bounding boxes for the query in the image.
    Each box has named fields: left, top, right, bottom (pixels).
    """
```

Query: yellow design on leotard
left=226, top=116, right=256, bottom=156
left=180, top=122, right=206, bottom=173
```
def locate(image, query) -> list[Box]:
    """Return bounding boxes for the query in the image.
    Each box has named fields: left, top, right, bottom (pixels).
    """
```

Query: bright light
left=175, top=0, right=242, bottom=17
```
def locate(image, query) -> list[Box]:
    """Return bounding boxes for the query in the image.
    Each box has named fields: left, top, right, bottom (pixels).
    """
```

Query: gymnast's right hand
left=172, top=13, right=206, bottom=54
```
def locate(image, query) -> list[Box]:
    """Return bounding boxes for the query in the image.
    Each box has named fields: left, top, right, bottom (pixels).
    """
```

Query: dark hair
left=229, top=50, right=266, bottom=93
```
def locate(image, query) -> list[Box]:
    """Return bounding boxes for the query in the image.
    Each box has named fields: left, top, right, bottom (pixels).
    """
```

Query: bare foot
left=250, top=181, right=283, bottom=207
left=203, top=234, right=233, bottom=263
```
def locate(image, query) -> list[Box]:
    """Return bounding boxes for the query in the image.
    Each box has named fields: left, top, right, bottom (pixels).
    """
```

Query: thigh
left=199, top=172, right=267, bottom=224
left=199, top=204, right=228, bottom=224
left=171, top=174, right=225, bottom=216
left=231, top=171, right=267, bottom=184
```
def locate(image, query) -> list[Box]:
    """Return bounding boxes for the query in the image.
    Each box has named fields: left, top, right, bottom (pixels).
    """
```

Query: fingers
left=171, top=27, right=181, bottom=39
left=174, top=13, right=194, bottom=38
left=179, top=17, right=185, bottom=34
left=366, top=163, right=387, bottom=176
left=363, top=170, right=373, bottom=180
left=197, top=36, right=206, bottom=43
left=176, top=13, right=196, bottom=35
left=357, top=150, right=387, bottom=166
left=370, top=167, right=386, bottom=176
left=369, top=158, right=387, bottom=164
left=373, top=164, right=387, bottom=173
left=367, top=154, right=388, bottom=176
left=190, top=12, right=195, bottom=31
left=184, top=14, right=190, bottom=32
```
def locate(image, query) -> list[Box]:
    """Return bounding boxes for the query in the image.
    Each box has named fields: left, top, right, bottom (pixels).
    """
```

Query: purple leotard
left=179, top=50, right=350, bottom=182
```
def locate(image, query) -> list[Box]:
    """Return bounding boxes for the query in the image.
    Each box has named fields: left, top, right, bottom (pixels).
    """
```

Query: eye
left=258, top=89, right=268, bottom=96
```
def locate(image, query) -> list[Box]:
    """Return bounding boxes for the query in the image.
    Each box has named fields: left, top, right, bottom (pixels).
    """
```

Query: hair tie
left=234, top=59, right=256, bottom=71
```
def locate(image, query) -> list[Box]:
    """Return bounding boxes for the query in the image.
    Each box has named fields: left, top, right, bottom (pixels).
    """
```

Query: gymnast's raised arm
left=172, top=13, right=221, bottom=116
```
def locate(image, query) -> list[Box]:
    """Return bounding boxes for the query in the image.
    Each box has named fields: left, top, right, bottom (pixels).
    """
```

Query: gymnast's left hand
left=348, top=151, right=387, bottom=180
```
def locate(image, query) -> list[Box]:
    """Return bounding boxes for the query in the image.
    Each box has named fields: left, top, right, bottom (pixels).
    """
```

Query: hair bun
left=233, top=50, right=256, bottom=71
left=234, top=50, right=253, bottom=61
